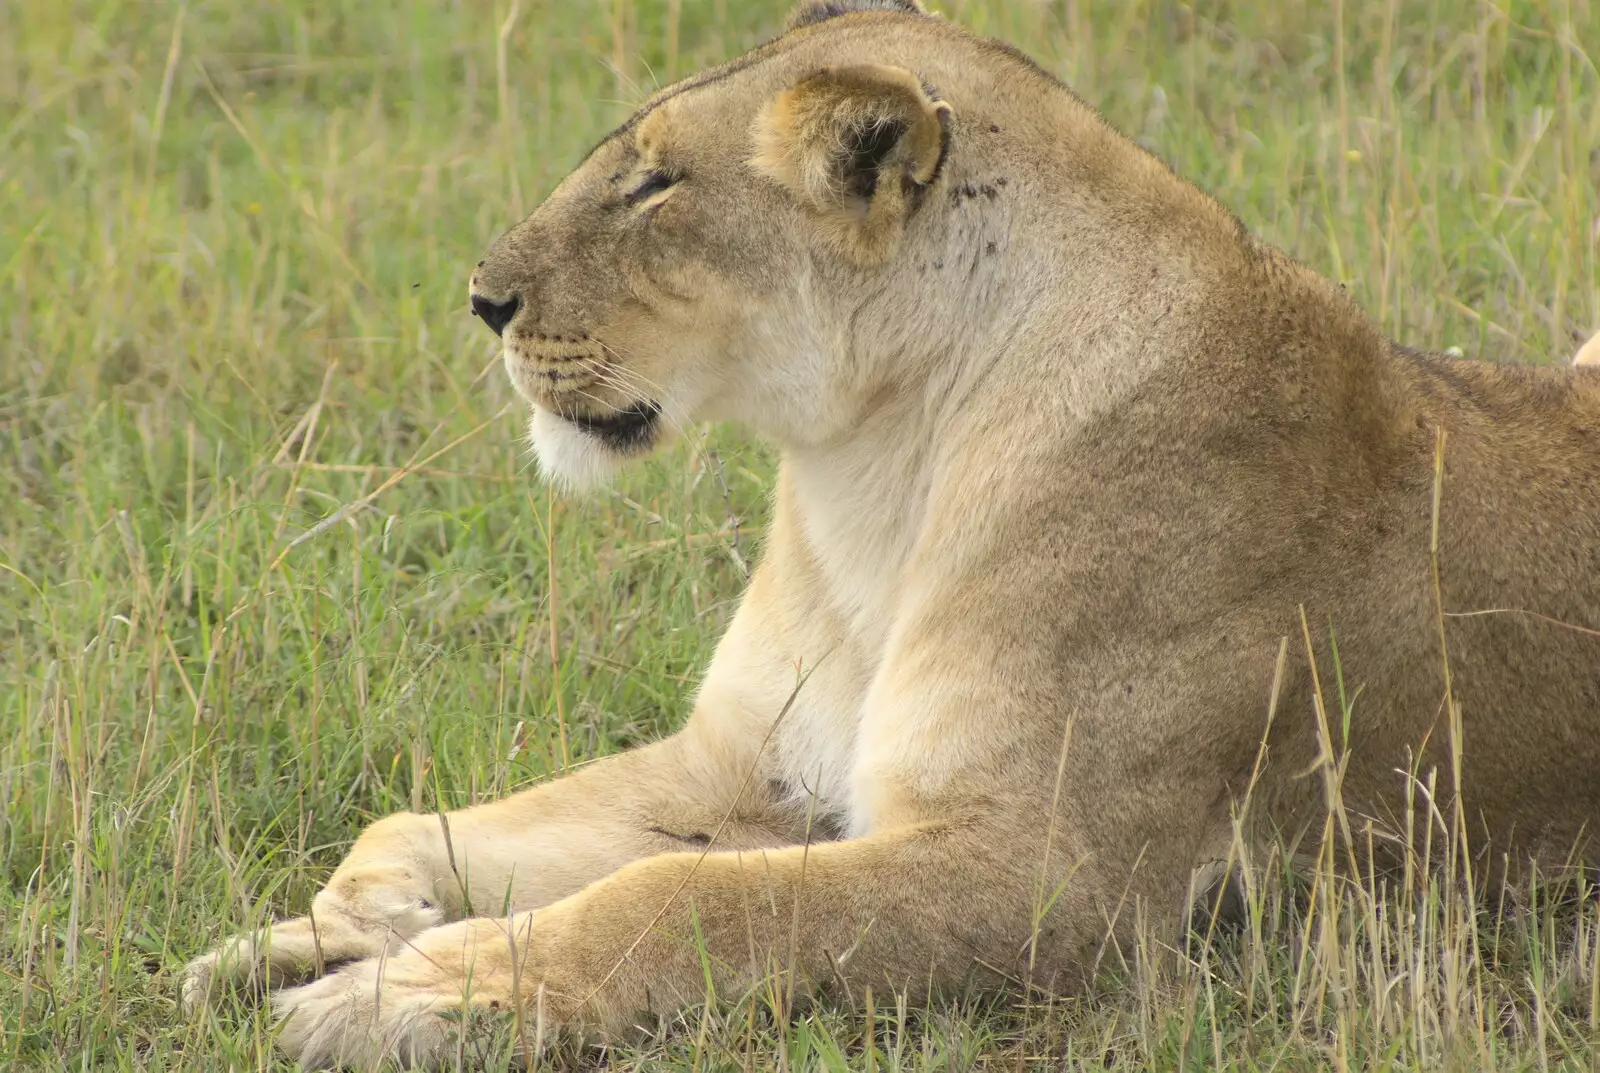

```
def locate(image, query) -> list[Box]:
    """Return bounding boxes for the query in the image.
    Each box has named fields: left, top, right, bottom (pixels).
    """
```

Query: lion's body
left=187, top=3, right=1600, bottom=1065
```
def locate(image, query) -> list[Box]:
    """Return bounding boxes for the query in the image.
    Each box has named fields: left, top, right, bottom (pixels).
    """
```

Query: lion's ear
left=751, top=64, right=952, bottom=263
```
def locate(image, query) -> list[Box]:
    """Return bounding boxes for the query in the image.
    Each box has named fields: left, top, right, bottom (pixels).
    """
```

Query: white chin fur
left=527, top=407, right=622, bottom=492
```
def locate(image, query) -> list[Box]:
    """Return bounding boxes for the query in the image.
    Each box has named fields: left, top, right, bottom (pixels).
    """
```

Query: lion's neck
left=781, top=388, right=941, bottom=641
left=770, top=128, right=1268, bottom=638
left=777, top=275, right=1174, bottom=642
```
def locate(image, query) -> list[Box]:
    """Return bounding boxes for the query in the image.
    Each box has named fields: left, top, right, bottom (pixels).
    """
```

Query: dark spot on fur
left=981, top=184, right=998, bottom=200
left=949, top=182, right=982, bottom=205
left=986, top=240, right=998, bottom=255
left=648, top=825, right=713, bottom=847
left=996, top=177, right=1009, bottom=187
left=989, top=124, right=1001, bottom=133
left=933, top=260, right=944, bottom=270
left=476, top=260, right=484, bottom=267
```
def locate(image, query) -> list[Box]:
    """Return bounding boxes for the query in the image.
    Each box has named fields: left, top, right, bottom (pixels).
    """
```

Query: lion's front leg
left=270, top=825, right=1068, bottom=1070
left=183, top=729, right=805, bottom=1009
left=184, top=522, right=856, bottom=1013
left=266, top=664, right=1253, bottom=1068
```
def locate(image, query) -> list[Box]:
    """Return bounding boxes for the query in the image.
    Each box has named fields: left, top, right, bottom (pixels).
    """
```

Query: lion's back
left=1378, top=349, right=1600, bottom=860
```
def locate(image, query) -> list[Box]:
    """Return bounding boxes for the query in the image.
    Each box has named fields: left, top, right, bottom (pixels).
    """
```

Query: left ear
left=751, top=64, right=953, bottom=262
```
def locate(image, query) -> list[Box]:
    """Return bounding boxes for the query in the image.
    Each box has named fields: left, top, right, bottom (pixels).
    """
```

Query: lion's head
left=468, top=0, right=1067, bottom=488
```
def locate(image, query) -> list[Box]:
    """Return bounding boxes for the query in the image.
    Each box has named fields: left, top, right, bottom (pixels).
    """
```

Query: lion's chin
left=526, top=406, right=626, bottom=492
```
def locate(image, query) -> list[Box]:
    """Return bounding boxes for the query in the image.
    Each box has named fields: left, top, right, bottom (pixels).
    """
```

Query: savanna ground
left=4, top=0, right=1600, bottom=1068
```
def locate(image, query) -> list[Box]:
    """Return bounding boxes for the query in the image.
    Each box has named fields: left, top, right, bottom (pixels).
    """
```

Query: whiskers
left=589, top=340, right=692, bottom=441
left=515, top=334, right=694, bottom=446
left=591, top=339, right=667, bottom=398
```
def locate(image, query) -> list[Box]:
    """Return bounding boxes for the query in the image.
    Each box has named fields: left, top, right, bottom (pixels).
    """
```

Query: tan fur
left=186, top=2, right=1600, bottom=1066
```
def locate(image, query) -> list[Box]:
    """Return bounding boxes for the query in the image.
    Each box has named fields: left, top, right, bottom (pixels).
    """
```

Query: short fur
left=186, top=3, right=1600, bottom=1067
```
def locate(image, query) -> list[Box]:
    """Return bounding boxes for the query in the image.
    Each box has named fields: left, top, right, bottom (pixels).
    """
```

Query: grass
left=2, top=0, right=1599, bottom=1068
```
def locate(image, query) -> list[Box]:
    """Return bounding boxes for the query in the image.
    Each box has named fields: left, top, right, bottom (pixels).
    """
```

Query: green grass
left=3, top=0, right=1599, bottom=1068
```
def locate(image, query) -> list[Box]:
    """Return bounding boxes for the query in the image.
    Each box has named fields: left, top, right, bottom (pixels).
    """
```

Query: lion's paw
left=274, top=957, right=449, bottom=1070
left=181, top=943, right=246, bottom=1012
left=273, top=944, right=526, bottom=1070
left=181, top=931, right=306, bottom=1011
left=184, top=902, right=442, bottom=1012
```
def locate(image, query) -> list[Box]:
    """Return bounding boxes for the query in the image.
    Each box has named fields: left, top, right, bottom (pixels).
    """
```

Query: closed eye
left=625, top=169, right=677, bottom=206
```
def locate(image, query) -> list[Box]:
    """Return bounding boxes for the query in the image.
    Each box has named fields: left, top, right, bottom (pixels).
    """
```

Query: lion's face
left=469, top=2, right=961, bottom=488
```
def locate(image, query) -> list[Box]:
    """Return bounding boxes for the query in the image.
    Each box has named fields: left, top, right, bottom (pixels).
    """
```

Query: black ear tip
left=928, top=105, right=953, bottom=185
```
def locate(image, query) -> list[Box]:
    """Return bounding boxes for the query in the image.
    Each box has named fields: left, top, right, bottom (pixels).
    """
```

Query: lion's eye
left=625, top=169, right=677, bottom=207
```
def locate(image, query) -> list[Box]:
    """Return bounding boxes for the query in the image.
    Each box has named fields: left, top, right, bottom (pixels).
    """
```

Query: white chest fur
left=761, top=409, right=935, bottom=830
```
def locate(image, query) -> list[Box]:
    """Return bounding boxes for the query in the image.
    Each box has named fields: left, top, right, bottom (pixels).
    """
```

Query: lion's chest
left=768, top=676, right=872, bottom=827
left=760, top=545, right=901, bottom=829
left=766, top=478, right=927, bottom=830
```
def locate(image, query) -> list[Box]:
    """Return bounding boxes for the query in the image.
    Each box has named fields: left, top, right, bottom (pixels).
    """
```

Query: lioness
left=186, top=1, right=1600, bottom=1066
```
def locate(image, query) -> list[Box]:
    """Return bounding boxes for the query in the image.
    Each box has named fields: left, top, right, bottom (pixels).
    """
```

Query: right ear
left=751, top=64, right=953, bottom=263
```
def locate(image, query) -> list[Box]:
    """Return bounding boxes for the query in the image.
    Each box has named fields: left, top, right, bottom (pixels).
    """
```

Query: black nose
left=471, top=293, right=520, bottom=336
